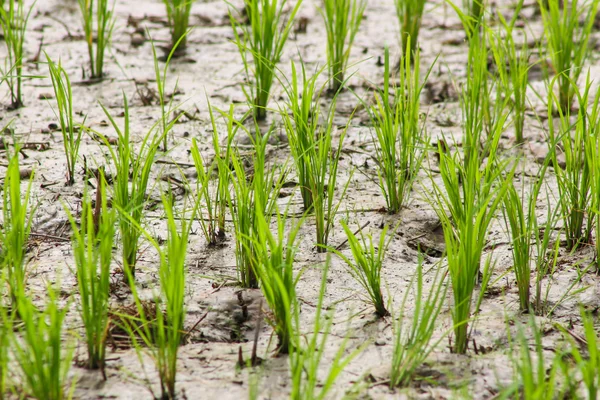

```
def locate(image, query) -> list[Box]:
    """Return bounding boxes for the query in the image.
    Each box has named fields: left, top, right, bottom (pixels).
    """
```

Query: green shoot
left=0, top=290, right=10, bottom=397
left=163, top=0, right=193, bottom=51
left=488, top=0, right=530, bottom=144
left=289, top=260, right=365, bottom=399
left=584, top=83, right=600, bottom=269
left=98, top=94, right=167, bottom=279
left=64, top=170, right=115, bottom=373
left=46, top=54, right=83, bottom=186
left=390, top=255, right=447, bottom=388
left=320, top=0, right=366, bottom=92
left=119, top=193, right=196, bottom=400
left=501, top=161, right=549, bottom=313
left=229, top=0, right=303, bottom=121
left=394, top=0, right=426, bottom=60
left=537, top=0, right=599, bottom=113
left=78, top=0, right=115, bottom=79
left=252, top=207, right=303, bottom=355
left=369, top=45, right=431, bottom=213
left=0, top=0, right=35, bottom=108
left=547, top=77, right=593, bottom=251
left=331, top=221, right=391, bottom=318
left=0, top=141, right=35, bottom=307
left=191, top=104, right=235, bottom=245
left=11, top=286, right=75, bottom=400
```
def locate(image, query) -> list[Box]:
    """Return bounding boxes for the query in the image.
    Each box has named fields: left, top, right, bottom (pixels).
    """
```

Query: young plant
left=390, top=255, right=447, bottom=388
left=289, top=261, right=365, bottom=399
left=99, top=95, right=167, bottom=279
left=252, top=207, right=303, bottom=355
left=0, top=0, right=34, bottom=108
left=369, top=46, right=431, bottom=213
left=0, top=289, right=11, bottom=398
left=0, top=141, right=35, bottom=307
left=538, top=0, right=599, bottom=113
left=501, top=161, right=549, bottom=313
left=65, top=171, right=115, bottom=373
left=394, top=0, right=426, bottom=60
left=331, top=221, right=391, bottom=318
left=163, top=0, right=193, bottom=51
left=119, top=193, right=196, bottom=400
left=46, top=54, right=83, bottom=186
left=488, top=0, right=530, bottom=144
left=320, top=0, right=366, bottom=92
left=229, top=126, right=287, bottom=288
left=547, top=78, right=593, bottom=251
left=11, top=287, right=75, bottom=400
left=229, top=0, right=303, bottom=120
left=190, top=103, right=235, bottom=245
left=78, top=0, right=115, bottom=79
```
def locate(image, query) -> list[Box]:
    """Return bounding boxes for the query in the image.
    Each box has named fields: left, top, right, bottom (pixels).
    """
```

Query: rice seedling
left=289, top=260, right=365, bottom=399
left=46, top=54, right=83, bottom=186
left=394, top=0, right=426, bottom=60
left=368, top=46, right=431, bottom=213
left=538, top=0, right=599, bottom=113
left=191, top=104, right=236, bottom=245
left=119, top=193, right=196, bottom=400
left=330, top=221, right=391, bottom=318
left=319, top=0, right=366, bottom=93
left=0, top=0, right=35, bottom=108
left=163, top=0, right=193, bottom=51
left=559, top=308, right=600, bottom=399
left=390, top=254, right=447, bottom=388
left=546, top=77, right=593, bottom=251
left=501, top=161, right=549, bottom=313
left=78, top=0, right=115, bottom=79
left=499, top=317, right=562, bottom=399
left=0, top=296, right=10, bottom=398
left=0, top=141, right=35, bottom=307
left=279, top=61, right=326, bottom=211
left=229, top=126, right=287, bottom=288
left=64, top=170, right=115, bottom=373
left=584, top=87, right=600, bottom=269
left=229, top=0, right=303, bottom=120
left=430, top=92, right=514, bottom=354
left=98, top=94, right=167, bottom=279
left=252, top=207, right=303, bottom=355
left=11, top=286, right=75, bottom=400
left=488, top=0, right=530, bottom=144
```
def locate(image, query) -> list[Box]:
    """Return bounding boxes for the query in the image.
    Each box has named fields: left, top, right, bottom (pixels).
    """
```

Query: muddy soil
left=2, top=0, right=600, bottom=399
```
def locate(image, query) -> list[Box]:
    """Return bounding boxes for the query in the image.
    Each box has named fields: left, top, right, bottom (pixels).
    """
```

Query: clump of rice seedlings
left=500, top=317, right=563, bottom=398
left=537, top=0, right=599, bottom=113
left=229, top=126, right=287, bottom=288
left=394, top=0, right=426, bottom=60
left=0, top=0, right=34, bottom=108
left=320, top=0, right=366, bottom=93
left=488, top=0, right=530, bottom=144
left=252, top=207, right=303, bottom=355
left=78, top=0, right=115, bottom=79
left=191, top=104, right=236, bottom=245
left=390, top=255, right=447, bottom=388
left=229, top=0, right=303, bottom=121
left=331, top=221, right=391, bottom=318
left=279, top=61, right=327, bottom=211
left=369, top=46, right=431, bottom=213
left=430, top=52, right=514, bottom=353
left=120, top=193, right=196, bottom=400
left=64, top=170, right=115, bottom=373
left=560, top=308, right=600, bottom=398
left=46, top=54, right=83, bottom=186
left=584, top=89, right=600, bottom=269
left=12, top=287, right=75, bottom=400
left=0, top=141, right=35, bottom=306
left=546, top=78, right=593, bottom=251
left=501, top=161, right=549, bottom=313
left=99, top=95, right=166, bottom=279
left=289, top=261, right=365, bottom=398
left=163, top=0, right=193, bottom=51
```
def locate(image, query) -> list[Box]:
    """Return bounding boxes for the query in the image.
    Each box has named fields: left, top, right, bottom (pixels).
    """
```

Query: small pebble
left=131, top=33, right=145, bottom=47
